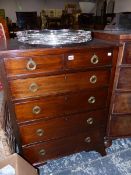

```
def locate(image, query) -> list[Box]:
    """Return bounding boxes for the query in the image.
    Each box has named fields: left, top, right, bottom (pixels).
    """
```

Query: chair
left=0, top=17, right=10, bottom=39
left=0, top=23, right=13, bottom=160
left=0, top=23, right=6, bottom=91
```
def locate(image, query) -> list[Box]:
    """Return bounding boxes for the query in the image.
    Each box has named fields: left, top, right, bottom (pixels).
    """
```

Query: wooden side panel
left=110, top=115, right=131, bottom=137
left=113, top=93, right=131, bottom=114
left=106, top=44, right=125, bottom=139
left=123, top=43, right=131, bottom=64
left=117, top=68, right=131, bottom=90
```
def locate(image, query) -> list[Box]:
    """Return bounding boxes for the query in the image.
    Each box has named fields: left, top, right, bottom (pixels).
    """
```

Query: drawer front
left=10, top=70, right=110, bottom=100
left=15, top=89, right=108, bottom=122
left=110, top=115, right=131, bottom=137
left=22, top=131, right=104, bottom=165
left=4, top=55, right=64, bottom=76
left=117, top=68, right=131, bottom=90
left=123, top=43, right=131, bottom=64
left=19, top=109, right=107, bottom=145
left=65, top=49, right=113, bottom=69
left=113, top=93, right=131, bottom=114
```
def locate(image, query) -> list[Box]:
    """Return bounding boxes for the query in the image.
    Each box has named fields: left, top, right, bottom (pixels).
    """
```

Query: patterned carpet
left=39, top=138, right=131, bottom=175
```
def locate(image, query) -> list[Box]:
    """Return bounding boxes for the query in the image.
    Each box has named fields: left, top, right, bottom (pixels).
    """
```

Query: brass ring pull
left=91, top=54, right=99, bottom=64
left=39, top=149, right=46, bottom=156
left=85, top=137, right=91, bottom=143
left=87, top=117, right=93, bottom=125
left=29, top=83, right=39, bottom=92
left=90, top=75, right=97, bottom=84
left=36, top=128, right=44, bottom=136
left=32, top=106, right=41, bottom=115
left=26, top=58, right=37, bottom=71
left=88, top=96, right=96, bottom=104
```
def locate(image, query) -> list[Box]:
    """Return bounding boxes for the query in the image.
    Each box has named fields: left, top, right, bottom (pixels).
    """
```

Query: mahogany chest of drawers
left=109, top=42, right=131, bottom=138
left=94, top=31, right=131, bottom=142
left=0, top=40, right=118, bottom=165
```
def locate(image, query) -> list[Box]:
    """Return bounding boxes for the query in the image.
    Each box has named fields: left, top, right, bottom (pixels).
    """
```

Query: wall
left=1, top=0, right=129, bottom=23
left=0, top=0, right=79, bottom=22
left=114, top=0, right=131, bottom=13
left=96, top=0, right=115, bottom=16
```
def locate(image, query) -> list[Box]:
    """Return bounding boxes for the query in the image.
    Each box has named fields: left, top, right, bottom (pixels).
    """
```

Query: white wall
left=0, top=0, right=79, bottom=22
left=2, top=0, right=130, bottom=22
left=0, top=0, right=44, bottom=22
left=114, top=0, right=131, bottom=13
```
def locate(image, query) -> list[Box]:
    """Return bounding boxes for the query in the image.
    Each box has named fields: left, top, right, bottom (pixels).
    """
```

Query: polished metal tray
left=16, top=29, right=92, bottom=46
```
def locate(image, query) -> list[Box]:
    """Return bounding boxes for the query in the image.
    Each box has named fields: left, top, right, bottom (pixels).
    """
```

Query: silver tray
left=16, top=29, right=92, bottom=46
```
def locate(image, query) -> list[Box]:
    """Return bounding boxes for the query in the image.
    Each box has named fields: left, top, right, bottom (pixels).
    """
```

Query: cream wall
left=1, top=0, right=130, bottom=22
left=114, top=0, right=131, bottom=13
left=0, top=0, right=44, bottom=22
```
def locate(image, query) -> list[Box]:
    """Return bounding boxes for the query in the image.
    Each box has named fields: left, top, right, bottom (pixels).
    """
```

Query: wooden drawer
left=65, top=49, right=113, bottom=69
left=117, top=68, right=131, bottom=90
left=10, top=70, right=110, bottom=100
left=4, top=55, right=64, bottom=77
left=19, top=109, right=107, bottom=145
left=15, top=88, right=108, bottom=123
left=113, top=93, right=131, bottom=114
left=110, top=115, right=131, bottom=137
left=123, top=43, right=131, bottom=64
left=22, top=131, right=104, bottom=165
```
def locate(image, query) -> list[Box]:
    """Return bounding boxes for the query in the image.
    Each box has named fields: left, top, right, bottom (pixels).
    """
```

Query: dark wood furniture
left=16, top=12, right=38, bottom=30
left=46, top=17, right=61, bottom=29
left=94, top=31, right=131, bottom=142
left=0, top=39, right=118, bottom=166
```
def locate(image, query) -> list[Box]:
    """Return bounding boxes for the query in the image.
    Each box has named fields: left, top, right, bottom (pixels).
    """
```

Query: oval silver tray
left=16, top=29, right=92, bottom=46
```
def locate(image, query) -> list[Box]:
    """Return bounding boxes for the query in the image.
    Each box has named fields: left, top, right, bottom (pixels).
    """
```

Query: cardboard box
left=0, top=153, right=38, bottom=175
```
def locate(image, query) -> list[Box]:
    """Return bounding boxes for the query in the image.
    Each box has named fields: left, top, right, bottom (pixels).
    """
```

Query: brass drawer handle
left=88, top=96, right=95, bottom=104
left=29, top=83, right=39, bottom=92
left=39, top=149, right=46, bottom=156
left=26, top=58, right=37, bottom=71
left=36, top=128, right=44, bottom=136
left=85, top=137, right=91, bottom=143
left=87, top=117, right=93, bottom=125
left=90, top=75, right=97, bottom=84
left=91, top=54, right=99, bottom=64
left=32, top=106, right=41, bottom=115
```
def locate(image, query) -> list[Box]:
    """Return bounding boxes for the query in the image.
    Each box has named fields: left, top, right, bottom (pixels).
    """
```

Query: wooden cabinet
left=110, top=42, right=131, bottom=138
left=0, top=41, right=118, bottom=166
left=94, top=31, right=131, bottom=140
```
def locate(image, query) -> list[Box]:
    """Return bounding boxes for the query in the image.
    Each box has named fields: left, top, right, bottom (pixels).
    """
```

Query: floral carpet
left=39, top=138, right=131, bottom=175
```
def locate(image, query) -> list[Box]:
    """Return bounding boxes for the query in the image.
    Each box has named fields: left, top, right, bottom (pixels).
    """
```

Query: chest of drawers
left=109, top=42, right=131, bottom=138
left=94, top=31, right=131, bottom=143
left=0, top=41, right=118, bottom=166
